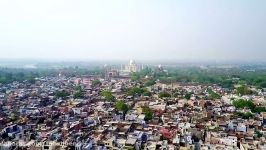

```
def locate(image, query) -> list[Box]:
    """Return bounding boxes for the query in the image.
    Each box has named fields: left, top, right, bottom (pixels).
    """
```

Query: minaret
left=120, top=64, right=123, bottom=72
left=104, top=64, right=110, bottom=81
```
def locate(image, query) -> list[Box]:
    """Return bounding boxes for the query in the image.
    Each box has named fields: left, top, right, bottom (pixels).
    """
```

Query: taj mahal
left=120, top=59, right=142, bottom=76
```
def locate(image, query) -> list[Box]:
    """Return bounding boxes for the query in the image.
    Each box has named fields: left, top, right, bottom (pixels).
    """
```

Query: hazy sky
left=0, top=0, right=265, bottom=61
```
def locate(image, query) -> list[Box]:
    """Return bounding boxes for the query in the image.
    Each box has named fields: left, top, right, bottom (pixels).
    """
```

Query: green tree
left=207, top=89, right=221, bottom=100
left=115, top=100, right=129, bottom=113
left=233, top=99, right=255, bottom=109
left=159, top=91, right=171, bottom=98
left=256, top=131, right=263, bottom=138
left=173, top=92, right=180, bottom=98
left=233, top=99, right=266, bottom=113
left=74, top=90, right=84, bottom=99
left=143, top=91, right=152, bottom=96
left=253, top=107, right=266, bottom=113
left=130, top=67, right=153, bottom=81
left=237, top=112, right=254, bottom=119
left=131, top=73, right=141, bottom=81
left=27, top=76, right=36, bottom=84
left=73, top=85, right=84, bottom=99
left=142, top=106, right=154, bottom=121
left=144, top=80, right=156, bottom=87
left=55, top=90, right=70, bottom=98
left=236, top=85, right=252, bottom=95
left=92, top=80, right=101, bottom=87
left=185, top=93, right=192, bottom=100
left=101, top=90, right=115, bottom=101
left=258, top=81, right=266, bottom=89
left=74, top=85, right=83, bottom=91
left=127, top=87, right=144, bottom=96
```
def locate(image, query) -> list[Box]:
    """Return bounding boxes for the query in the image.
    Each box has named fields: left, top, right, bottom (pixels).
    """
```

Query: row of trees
left=207, top=89, right=221, bottom=100
left=0, top=68, right=104, bottom=84
left=131, top=66, right=266, bottom=90
left=233, top=99, right=266, bottom=113
left=126, top=87, right=153, bottom=97
left=158, top=91, right=193, bottom=100
left=0, top=71, right=36, bottom=84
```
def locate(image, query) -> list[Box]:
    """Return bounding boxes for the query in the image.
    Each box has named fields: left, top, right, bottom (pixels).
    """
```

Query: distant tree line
left=0, top=67, right=104, bottom=84
left=0, top=69, right=37, bottom=84
left=131, top=66, right=266, bottom=89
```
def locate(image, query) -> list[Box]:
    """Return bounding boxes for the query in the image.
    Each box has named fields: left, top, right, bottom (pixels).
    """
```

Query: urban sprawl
left=1, top=60, right=266, bottom=150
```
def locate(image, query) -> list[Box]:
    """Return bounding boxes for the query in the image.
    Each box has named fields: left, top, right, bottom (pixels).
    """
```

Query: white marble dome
left=129, top=59, right=135, bottom=65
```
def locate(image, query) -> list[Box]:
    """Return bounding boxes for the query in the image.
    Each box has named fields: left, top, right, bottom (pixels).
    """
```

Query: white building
left=220, top=136, right=237, bottom=147
left=120, top=59, right=142, bottom=76
left=237, top=123, right=247, bottom=132
left=125, top=59, right=139, bottom=73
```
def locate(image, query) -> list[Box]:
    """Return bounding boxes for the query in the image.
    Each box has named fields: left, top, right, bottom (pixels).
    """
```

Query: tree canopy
left=233, top=99, right=266, bottom=113
left=55, top=90, right=70, bottom=99
left=233, top=99, right=255, bottom=110
left=142, top=106, right=154, bottom=121
left=115, top=100, right=129, bottom=113
left=100, top=90, right=115, bottom=101
left=159, top=91, right=171, bottom=98
left=207, top=89, right=221, bottom=100
left=144, top=79, right=156, bottom=87
left=236, top=112, right=254, bottom=119
left=92, top=79, right=101, bottom=87
left=236, top=85, right=252, bottom=95
left=127, top=87, right=144, bottom=96
left=74, top=85, right=84, bottom=99
left=185, top=93, right=192, bottom=100
left=143, top=90, right=152, bottom=96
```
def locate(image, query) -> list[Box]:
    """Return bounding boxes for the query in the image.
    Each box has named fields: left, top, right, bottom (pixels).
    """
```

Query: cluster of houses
left=0, top=75, right=266, bottom=150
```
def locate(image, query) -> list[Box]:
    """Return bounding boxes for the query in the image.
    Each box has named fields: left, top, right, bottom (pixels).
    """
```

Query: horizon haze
left=0, top=0, right=266, bottom=62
